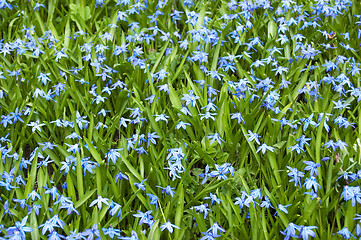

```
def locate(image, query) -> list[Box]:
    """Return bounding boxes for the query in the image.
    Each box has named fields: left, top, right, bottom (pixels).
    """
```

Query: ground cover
left=0, top=0, right=360, bottom=239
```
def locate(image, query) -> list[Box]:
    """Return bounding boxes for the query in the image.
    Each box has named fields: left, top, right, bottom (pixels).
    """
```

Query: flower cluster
left=0, top=0, right=360, bottom=239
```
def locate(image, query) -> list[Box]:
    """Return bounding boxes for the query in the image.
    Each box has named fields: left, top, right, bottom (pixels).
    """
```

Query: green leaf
left=75, top=189, right=96, bottom=209
left=83, top=137, right=104, bottom=165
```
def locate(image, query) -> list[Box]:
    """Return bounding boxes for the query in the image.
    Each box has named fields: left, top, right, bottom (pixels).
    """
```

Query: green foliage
left=0, top=0, right=361, bottom=239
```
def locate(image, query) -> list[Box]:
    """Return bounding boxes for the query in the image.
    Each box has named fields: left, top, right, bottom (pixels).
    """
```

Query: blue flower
left=9, top=107, right=24, bottom=123
left=199, top=165, right=211, bottom=184
left=287, top=166, right=305, bottom=187
left=181, top=92, right=200, bottom=107
left=59, top=201, right=79, bottom=215
left=103, top=226, right=122, bottom=238
left=246, top=130, right=261, bottom=145
left=54, top=48, right=68, bottom=62
left=341, top=186, right=361, bottom=206
left=39, top=219, right=56, bottom=235
left=303, top=161, right=321, bottom=177
left=134, top=179, right=147, bottom=191
left=260, top=196, right=274, bottom=209
left=83, top=224, right=100, bottom=239
left=44, top=186, right=60, bottom=201
left=281, top=222, right=300, bottom=239
left=119, top=230, right=139, bottom=240
left=157, top=185, right=176, bottom=197
left=160, top=221, right=180, bottom=233
left=115, top=171, right=129, bottom=182
left=27, top=190, right=41, bottom=201
left=75, top=111, right=89, bottom=130
left=207, top=222, right=225, bottom=237
left=106, top=148, right=123, bottom=164
left=337, top=227, right=355, bottom=239
left=89, top=195, right=110, bottom=210
left=133, top=210, right=154, bottom=227
left=27, top=120, right=46, bottom=132
left=6, top=216, right=32, bottom=239
left=109, top=201, right=122, bottom=218
left=303, top=177, right=321, bottom=192
left=207, top=133, right=225, bottom=145
left=192, top=203, right=212, bottom=219
left=278, top=204, right=291, bottom=214
left=154, top=114, right=169, bottom=123
left=204, top=192, right=222, bottom=205
left=147, top=194, right=159, bottom=210
left=256, top=143, right=275, bottom=155
left=299, top=226, right=317, bottom=240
